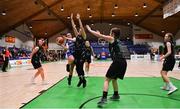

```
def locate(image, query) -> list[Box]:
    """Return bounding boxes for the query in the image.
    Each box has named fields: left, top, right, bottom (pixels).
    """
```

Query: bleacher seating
left=127, top=44, right=149, bottom=54
left=0, top=46, right=31, bottom=60
left=91, top=42, right=110, bottom=59
left=121, top=40, right=149, bottom=54
left=91, top=40, right=150, bottom=60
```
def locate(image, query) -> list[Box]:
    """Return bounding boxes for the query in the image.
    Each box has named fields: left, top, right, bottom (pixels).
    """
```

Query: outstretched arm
left=63, top=36, right=76, bottom=42
left=71, top=13, right=79, bottom=37
left=77, top=13, right=86, bottom=39
left=86, top=25, right=113, bottom=42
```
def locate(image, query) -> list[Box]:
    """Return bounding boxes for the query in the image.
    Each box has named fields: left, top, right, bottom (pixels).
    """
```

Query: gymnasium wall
left=0, top=34, right=23, bottom=48
left=133, top=25, right=164, bottom=48
left=48, top=23, right=132, bottom=49
left=86, top=23, right=133, bottom=41
left=1, top=23, right=179, bottom=51
left=0, top=25, right=34, bottom=50
left=175, top=30, right=180, bottom=45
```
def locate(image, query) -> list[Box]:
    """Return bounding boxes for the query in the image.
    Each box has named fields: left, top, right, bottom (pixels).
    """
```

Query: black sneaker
left=97, top=98, right=107, bottom=108
left=77, top=79, right=83, bottom=87
left=109, top=95, right=120, bottom=101
left=82, top=79, right=86, bottom=88
left=67, top=77, right=71, bottom=86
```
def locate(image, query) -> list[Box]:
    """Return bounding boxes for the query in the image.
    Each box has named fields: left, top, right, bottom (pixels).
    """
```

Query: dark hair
left=36, top=38, right=44, bottom=46
left=111, top=28, right=121, bottom=39
left=166, top=33, right=174, bottom=43
left=38, top=38, right=44, bottom=42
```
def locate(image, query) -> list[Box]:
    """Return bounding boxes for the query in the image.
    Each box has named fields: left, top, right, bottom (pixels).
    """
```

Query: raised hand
left=76, top=13, right=80, bottom=19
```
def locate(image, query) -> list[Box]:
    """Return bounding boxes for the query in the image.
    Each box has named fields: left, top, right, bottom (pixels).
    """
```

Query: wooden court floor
left=0, top=60, right=180, bottom=108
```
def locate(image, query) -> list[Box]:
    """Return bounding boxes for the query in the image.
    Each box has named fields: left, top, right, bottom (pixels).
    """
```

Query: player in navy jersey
left=63, top=33, right=76, bottom=85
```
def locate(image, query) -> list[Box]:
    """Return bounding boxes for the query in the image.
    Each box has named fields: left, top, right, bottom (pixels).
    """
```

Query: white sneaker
left=168, top=86, right=178, bottom=95
left=160, top=86, right=170, bottom=91
left=42, top=81, right=48, bottom=85
left=31, top=78, right=36, bottom=84
left=85, top=74, right=88, bottom=78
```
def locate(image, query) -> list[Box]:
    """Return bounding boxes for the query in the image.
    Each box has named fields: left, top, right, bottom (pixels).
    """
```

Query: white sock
left=167, top=82, right=174, bottom=88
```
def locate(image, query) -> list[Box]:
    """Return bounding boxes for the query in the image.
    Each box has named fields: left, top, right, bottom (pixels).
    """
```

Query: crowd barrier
left=9, top=58, right=31, bottom=67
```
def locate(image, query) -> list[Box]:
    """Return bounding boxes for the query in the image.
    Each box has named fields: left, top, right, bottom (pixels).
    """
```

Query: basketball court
left=0, top=0, right=180, bottom=108
left=0, top=60, right=180, bottom=108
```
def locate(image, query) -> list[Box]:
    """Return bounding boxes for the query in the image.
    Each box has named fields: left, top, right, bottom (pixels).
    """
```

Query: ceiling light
left=143, top=3, right=147, bottom=8
left=61, top=5, right=64, bottom=12
left=1, top=10, right=6, bottom=16
left=135, top=13, right=138, bottom=17
left=89, top=14, right=92, bottom=18
left=109, top=23, right=112, bottom=26
left=67, top=16, right=70, bottom=19
left=127, top=22, right=130, bottom=25
left=114, top=4, right=118, bottom=9
left=29, top=26, right=32, bottom=29
left=87, top=6, right=90, bottom=11
left=161, top=30, right=165, bottom=33
left=112, top=13, right=115, bottom=17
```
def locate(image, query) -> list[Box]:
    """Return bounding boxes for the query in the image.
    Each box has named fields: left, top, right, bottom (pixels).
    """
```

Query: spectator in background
left=2, top=47, right=11, bottom=72
left=53, top=52, right=58, bottom=61
left=178, top=49, right=180, bottom=68
left=58, top=51, right=61, bottom=60
left=150, top=48, right=155, bottom=61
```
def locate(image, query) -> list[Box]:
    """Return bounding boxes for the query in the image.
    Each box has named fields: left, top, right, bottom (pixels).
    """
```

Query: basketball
left=68, top=55, right=74, bottom=63
left=56, top=37, right=65, bottom=45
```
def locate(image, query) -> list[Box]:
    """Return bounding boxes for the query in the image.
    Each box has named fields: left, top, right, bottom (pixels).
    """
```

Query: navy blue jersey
left=66, top=39, right=75, bottom=53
